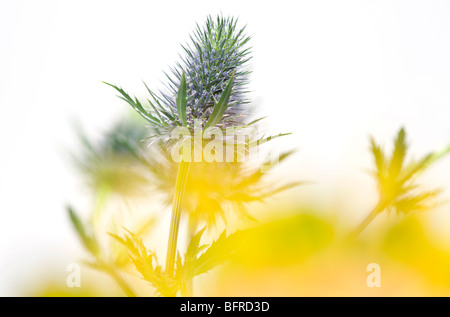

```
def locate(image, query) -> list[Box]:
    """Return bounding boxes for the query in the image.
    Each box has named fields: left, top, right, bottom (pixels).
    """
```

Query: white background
left=1, top=0, right=450, bottom=295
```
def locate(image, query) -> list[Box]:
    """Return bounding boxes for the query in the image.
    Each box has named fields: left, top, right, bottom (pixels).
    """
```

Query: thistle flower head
left=105, top=15, right=252, bottom=142
left=70, top=114, right=151, bottom=201
left=165, top=15, right=251, bottom=127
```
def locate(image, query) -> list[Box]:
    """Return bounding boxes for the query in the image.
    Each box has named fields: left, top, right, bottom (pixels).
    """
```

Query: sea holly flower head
left=105, top=15, right=253, bottom=147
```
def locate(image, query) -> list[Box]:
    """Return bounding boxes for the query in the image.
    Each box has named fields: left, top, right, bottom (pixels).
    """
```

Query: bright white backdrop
left=1, top=0, right=450, bottom=296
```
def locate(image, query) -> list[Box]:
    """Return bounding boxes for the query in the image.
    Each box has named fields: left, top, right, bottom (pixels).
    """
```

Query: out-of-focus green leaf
left=67, top=206, right=98, bottom=255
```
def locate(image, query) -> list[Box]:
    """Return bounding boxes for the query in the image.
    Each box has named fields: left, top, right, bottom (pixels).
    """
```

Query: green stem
left=105, top=266, right=137, bottom=297
left=347, top=203, right=384, bottom=240
left=165, top=160, right=191, bottom=277
left=97, top=259, right=137, bottom=297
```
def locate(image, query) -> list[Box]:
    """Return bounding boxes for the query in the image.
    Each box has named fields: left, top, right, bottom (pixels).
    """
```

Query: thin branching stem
left=165, top=160, right=191, bottom=277
left=347, top=203, right=384, bottom=240
left=102, top=262, right=137, bottom=297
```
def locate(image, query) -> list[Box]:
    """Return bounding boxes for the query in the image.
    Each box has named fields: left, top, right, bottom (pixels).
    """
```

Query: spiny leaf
left=232, top=150, right=298, bottom=193
left=67, top=206, right=98, bottom=255
left=388, top=127, right=407, bottom=177
left=143, top=82, right=178, bottom=124
left=204, top=73, right=235, bottom=129
left=393, top=190, right=442, bottom=214
left=191, top=230, right=241, bottom=277
left=259, top=181, right=305, bottom=199
left=67, top=206, right=89, bottom=244
left=244, top=116, right=267, bottom=127
left=103, top=82, right=162, bottom=126
left=109, top=229, right=179, bottom=297
left=398, top=152, right=435, bottom=185
left=108, top=230, right=140, bottom=258
left=185, top=227, right=207, bottom=261
left=370, top=137, right=386, bottom=177
left=248, top=132, right=292, bottom=149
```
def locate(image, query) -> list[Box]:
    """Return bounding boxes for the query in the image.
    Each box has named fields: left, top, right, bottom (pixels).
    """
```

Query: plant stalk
left=98, top=259, right=137, bottom=297
left=347, top=203, right=384, bottom=240
left=106, top=266, right=137, bottom=297
left=165, top=160, right=191, bottom=277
